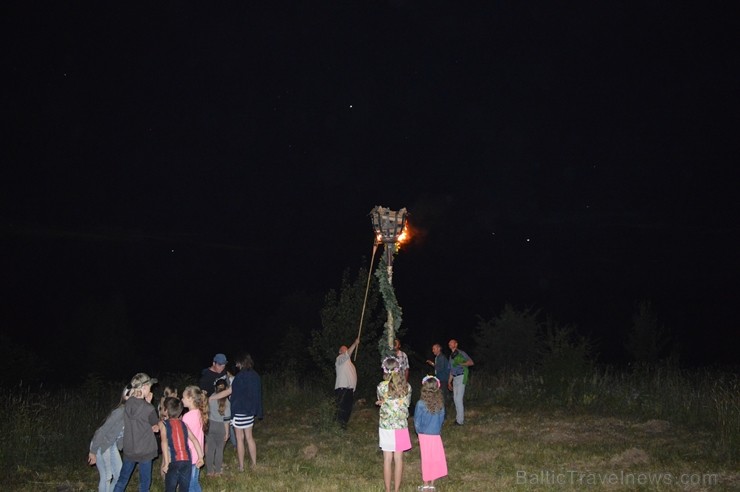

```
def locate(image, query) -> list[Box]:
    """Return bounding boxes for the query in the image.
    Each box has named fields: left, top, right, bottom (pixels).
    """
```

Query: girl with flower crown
left=376, top=356, right=412, bottom=492
left=414, top=376, right=448, bottom=491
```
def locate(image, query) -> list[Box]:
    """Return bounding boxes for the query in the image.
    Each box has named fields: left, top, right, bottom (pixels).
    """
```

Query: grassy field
left=2, top=368, right=738, bottom=491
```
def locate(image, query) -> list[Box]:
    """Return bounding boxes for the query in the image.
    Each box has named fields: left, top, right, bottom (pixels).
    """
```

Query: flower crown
left=382, top=356, right=400, bottom=374
left=422, top=375, right=441, bottom=388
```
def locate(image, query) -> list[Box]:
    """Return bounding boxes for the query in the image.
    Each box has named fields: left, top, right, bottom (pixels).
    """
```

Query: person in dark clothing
left=198, top=353, right=228, bottom=394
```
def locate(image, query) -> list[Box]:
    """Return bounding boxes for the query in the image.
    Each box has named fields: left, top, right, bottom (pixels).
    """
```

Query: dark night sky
left=2, top=2, right=738, bottom=379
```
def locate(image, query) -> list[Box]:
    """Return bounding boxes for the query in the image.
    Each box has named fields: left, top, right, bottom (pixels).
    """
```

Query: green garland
left=375, top=246, right=403, bottom=361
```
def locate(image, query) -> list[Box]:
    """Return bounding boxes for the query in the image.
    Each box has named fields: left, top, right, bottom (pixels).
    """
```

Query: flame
left=374, top=222, right=412, bottom=250
left=396, top=222, right=411, bottom=250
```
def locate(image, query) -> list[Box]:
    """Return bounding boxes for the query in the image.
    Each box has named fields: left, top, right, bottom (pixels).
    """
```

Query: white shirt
left=335, top=346, right=358, bottom=390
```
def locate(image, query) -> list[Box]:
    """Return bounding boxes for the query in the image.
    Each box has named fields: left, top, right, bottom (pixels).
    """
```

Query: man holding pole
left=335, top=337, right=360, bottom=429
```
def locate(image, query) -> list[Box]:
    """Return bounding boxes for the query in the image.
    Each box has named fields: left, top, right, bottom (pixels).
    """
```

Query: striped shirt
left=164, top=418, right=191, bottom=462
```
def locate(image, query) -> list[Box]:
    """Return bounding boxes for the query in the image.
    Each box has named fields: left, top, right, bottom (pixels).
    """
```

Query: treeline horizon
left=2, top=263, right=736, bottom=388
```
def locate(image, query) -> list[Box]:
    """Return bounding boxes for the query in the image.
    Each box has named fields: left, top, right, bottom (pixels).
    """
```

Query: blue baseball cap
left=213, top=353, right=227, bottom=365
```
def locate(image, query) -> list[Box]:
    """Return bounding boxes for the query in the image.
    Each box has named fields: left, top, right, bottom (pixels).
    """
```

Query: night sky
left=2, top=3, right=738, bottom=380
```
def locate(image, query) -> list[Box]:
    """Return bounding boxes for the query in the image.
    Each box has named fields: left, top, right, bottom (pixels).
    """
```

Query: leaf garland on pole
left=375, top=249, right=403, bottom=361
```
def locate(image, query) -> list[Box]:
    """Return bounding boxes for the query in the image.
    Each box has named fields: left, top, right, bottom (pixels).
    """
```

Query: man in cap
left=199, top=353, right=228, bottom=394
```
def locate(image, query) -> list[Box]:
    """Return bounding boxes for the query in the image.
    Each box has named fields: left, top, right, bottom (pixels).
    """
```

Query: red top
left=164, top=418, right=191, bottom=462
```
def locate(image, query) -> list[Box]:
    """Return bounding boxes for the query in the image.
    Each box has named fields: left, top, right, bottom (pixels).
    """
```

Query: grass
left=1, top=367, right=738, bottom=491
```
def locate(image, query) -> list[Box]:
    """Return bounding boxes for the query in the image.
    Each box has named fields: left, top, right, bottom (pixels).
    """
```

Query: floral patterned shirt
left=377, top=380, right=411, bottom=430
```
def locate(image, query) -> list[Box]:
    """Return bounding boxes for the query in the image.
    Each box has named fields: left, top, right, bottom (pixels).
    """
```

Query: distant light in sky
left=349, top=104, right=353, bottom=108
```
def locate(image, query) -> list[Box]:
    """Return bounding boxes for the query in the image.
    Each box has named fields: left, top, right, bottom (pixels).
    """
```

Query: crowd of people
left=89, top=339, right=473, bottom=492
left=335, top=337, right=474, bottom=492
left=88, top=352, right=263, bottom=492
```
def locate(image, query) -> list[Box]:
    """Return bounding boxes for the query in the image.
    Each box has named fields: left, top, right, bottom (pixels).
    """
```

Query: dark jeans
left=164, top=460, right=191, bottom=492
left=113, top=458, right=152, bottom=492
left=335, top=387, right=354, bottom=428
left=441, top=381, right=452, bottom=407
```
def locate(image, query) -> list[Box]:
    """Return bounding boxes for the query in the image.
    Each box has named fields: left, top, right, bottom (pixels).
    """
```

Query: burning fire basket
left=369, top=206, right=409, bottom=359
left=370, top=206, right=409, bottom=272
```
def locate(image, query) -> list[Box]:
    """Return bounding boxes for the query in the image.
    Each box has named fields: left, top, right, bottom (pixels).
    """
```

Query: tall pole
left=354, top=242, right=378, bottom=360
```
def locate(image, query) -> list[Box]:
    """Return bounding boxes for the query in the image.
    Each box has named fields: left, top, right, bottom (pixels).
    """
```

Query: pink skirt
left=378, top=428, right=412, bottom=452
left=418, top=434, right=448, bottom=481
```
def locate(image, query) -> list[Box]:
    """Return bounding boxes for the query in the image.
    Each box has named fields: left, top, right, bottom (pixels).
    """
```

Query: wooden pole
left=354, top=241, right=379, bottom=360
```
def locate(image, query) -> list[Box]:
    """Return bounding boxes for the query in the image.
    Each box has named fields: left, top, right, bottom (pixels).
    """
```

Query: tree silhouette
left=625, top=299, right=671, bottom=363
left=310, top=263, right=384, bottom=399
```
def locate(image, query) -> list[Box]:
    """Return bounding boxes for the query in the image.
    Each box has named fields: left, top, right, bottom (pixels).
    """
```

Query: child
left=205, top=378, right=231, bottom=476
left=376, top=356, right=412, bottom=492
left=181, top=385, right=209, bottom=492
left=210, top=352, right=263, bottom=472
left=158, top=387, right=178, bottom=420
left=414, top=376, right=448, bottom=491
left=159, top=397, right=204, bottom=492
left=226, top=365, right=237, bottom=449
left=156, top=387, right=178, bottom=480
left=113, top=373, right=160, bottom=492
left=88, top=387, right=129, bottom=492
